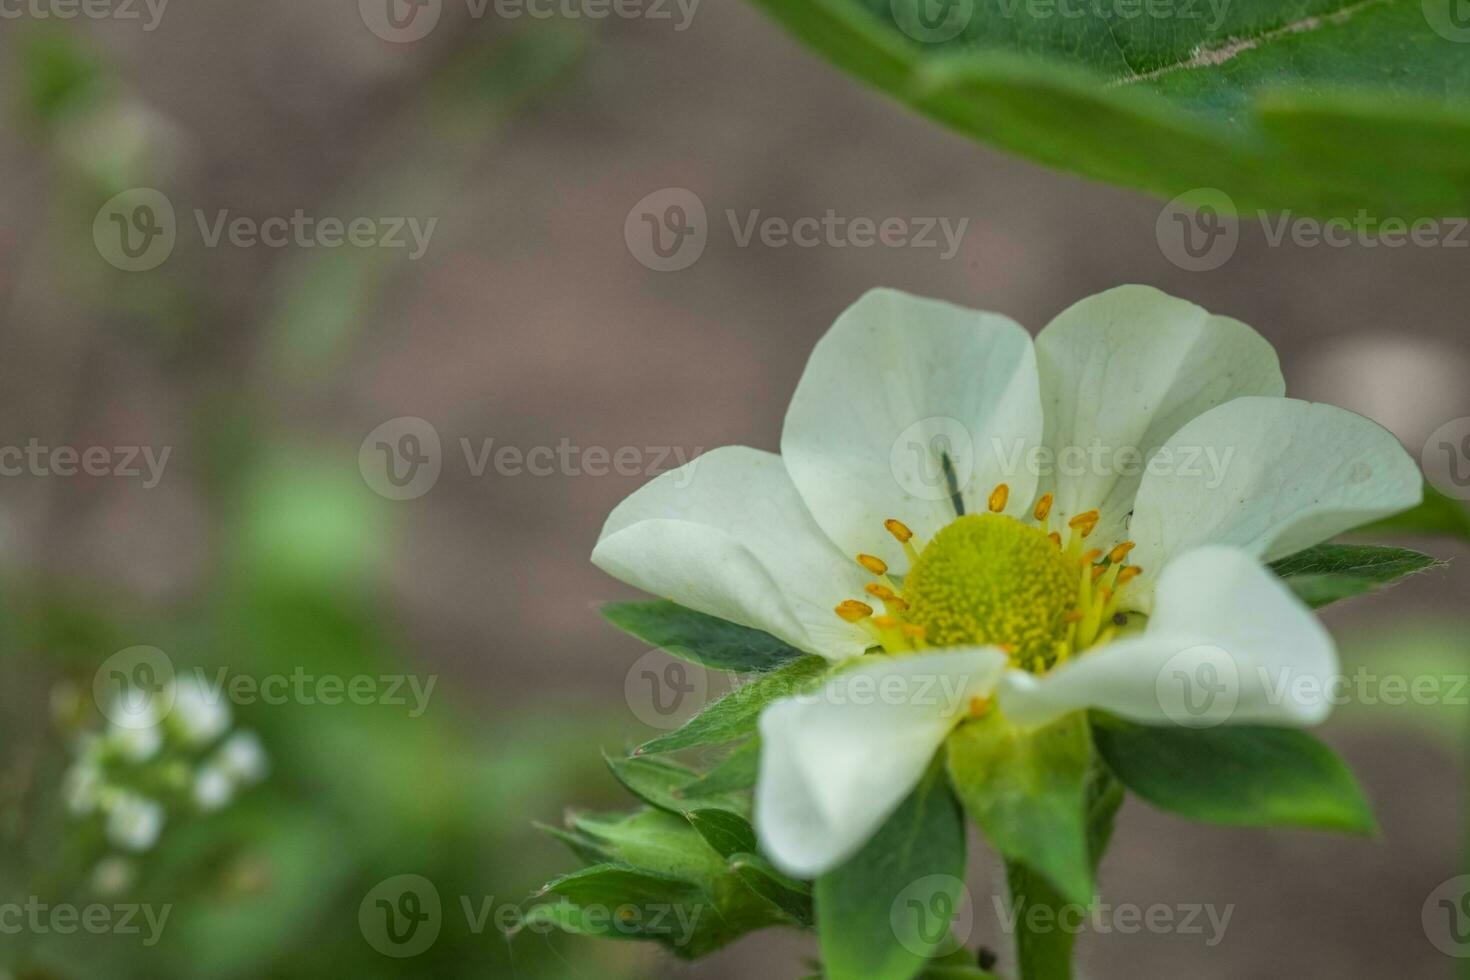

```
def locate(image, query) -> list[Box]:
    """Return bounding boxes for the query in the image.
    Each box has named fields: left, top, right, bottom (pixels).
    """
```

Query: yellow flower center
left=903, top=513, right=1076, bottom=665
left=834, top=486, right=1145, bottom=676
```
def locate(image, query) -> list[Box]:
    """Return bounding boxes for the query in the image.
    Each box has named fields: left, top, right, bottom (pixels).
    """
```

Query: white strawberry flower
left=592, top=286, right=1420, bottom=879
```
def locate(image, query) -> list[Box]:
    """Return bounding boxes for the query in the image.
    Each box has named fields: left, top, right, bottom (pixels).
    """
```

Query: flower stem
left=1006, top=763, right=1124, bottom=980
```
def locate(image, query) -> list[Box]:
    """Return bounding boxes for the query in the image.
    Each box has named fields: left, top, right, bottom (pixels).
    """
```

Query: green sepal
left=604, top=600, right=803, bottom=671
left=637, top=655, right=831, bottom=754
left=816, top=760, right=967, bottom=980
left=1091, top=712, right=1377, bottom=834
left=1270, top=542, right=1441, bottom=608
left=946, top=712, right=1095, bottom=906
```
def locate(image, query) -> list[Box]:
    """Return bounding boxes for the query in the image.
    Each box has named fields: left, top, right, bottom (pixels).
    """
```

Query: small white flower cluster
left=58, top=674, right=269, bottom=854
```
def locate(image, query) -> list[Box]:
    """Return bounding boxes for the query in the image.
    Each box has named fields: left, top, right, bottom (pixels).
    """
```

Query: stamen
left=1081, top=548, right=1103, bottom=564
left=1117, top=566, right=1142, bottom=585
left=1109, top=541, right=1135, bottom=564
left=1068, top=510, right=1100, bottom=537
left=871, top=615, right=899, bottom=630
left=885, top=517, right=923, bottom=565
left=1091, top=565, right=1107, bottom=581
left=864, top=583, right=896, bottom=600
left=1063, top=608, right=1084, bottom=624
left=968, top=696, right=991, bottom=718
left=1033, top=492, right=1053, bottom=522
left=857, top=554, right=889, bottom=576
left=884, top=519, right=913, bottom=543
left=988, top=483, right=1009, bottom=513
left=1048, top=531, right=1062, bottom=548
left=834, top=600, right=874, bottom=623
left=900, top=623, right=927, bottom=640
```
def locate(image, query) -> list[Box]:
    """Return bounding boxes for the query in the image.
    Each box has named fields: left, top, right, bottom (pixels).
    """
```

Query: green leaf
left=686, top=807, right=760, bottom=859
left=605, top=753, right=750, bottom=817
left=1091, top=713, right=1377, bottom=834
left=550, top=808, right=730, bottom=882
left=747, top=0, right=1470, bottom=218
left=730, top=852, right=815, bottom=927
left=638, top=656, right=831, bottom=754
left=683, top=738, right=762, bottom=798
left=518, top=864, right=722, bottom=956
left=1356, top=483, right=1470, bottom=540
left=817, top=761, right=967, bottom=980
left=1270, top=542, right=1442, bottom=608
left=946, top=712, right=1095, bottom=906
left=604, top=600, right=804, bottom=672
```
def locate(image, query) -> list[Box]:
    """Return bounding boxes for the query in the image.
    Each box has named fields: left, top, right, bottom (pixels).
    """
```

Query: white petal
left=998, top=546, right=1337, bottom=729
left=592, top=446, right=872, bottom=660
left=756, top=648, right=1007, bottom=878
left=1129, top=397, right=1423, bottom=587
left=1035, top=285, right=1284, bottom=544
left=781, top=289, right=1041, bottom=571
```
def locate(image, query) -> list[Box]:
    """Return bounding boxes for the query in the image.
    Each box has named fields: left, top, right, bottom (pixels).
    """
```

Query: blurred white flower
left=62, top=762, right=103, bottom=816
left=170, top=675, right=231, bottom=746
left=109, top=720, right=164, bottom=763
left=91, top=856, right=137, bottom=896
left=214, top=731, right=269, bottom=785
left=106, top=793, right=165, bottom=852
left=193, top=766, right=235, bottom=811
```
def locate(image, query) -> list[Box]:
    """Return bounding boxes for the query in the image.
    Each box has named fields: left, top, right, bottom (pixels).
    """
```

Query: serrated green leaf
left=747, top=0, right=1470, bottom=218
left=605, top=753, right=750, bottom=817
left=519, top=864, right=721, bottom=957
left=1270, top=542, right=1442, bottom=608
left=686, top=807, right=759, bottom=859
left=683, top=738, right=762, bottom=798
left=946, top=712, right=1094, bottom=906
left=638, top=656, right=831, bottom=754
left=1357, top=483, right=1470, bottom=540
left=604, top=600, right=804, bottom=671
left=730, top=852, right=814, bottom=927
left=564, top=808, right=729, bottom=883
left=817, top=761, right=967, bottom=980
left=1091, top=712, right=1376, bottom=834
